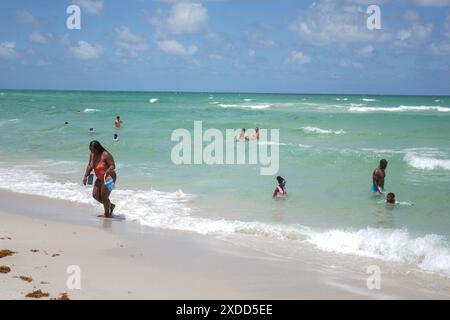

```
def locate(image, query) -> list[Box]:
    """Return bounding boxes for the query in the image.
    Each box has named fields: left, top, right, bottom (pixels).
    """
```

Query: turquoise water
left=1, top=90, right=450, bottom=276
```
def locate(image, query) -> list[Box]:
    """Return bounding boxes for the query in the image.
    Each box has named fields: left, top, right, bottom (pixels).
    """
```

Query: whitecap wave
left=362, top=98, right=377, bottom=102
left=149, top=98, right=159, bottom=104
left=404, top=150, right=450, bottom=171
left=301, top=126, right=346, bottom=135
left=219, top=104, right=271, bottom=110
left=349, top=106, right=450, bottom=113
left=83, top=108, right=101, bottom=113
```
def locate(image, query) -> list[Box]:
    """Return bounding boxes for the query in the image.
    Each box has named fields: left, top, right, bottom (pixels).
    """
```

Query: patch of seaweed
left=25, top=289, right=50, bottom=298
left=0, top=249, right=15, bottom=258
left=0, top=265, right=11, bottom=273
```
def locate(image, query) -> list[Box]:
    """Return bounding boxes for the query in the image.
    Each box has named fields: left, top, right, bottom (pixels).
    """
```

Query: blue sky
left=1, top=0, right=449, bottom=95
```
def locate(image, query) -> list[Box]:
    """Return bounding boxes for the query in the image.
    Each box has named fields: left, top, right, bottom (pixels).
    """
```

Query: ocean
left=1, top=90, right=450, bottom=277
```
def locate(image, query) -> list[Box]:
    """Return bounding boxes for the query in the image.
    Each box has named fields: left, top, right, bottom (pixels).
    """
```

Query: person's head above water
left=89, top=140, right=107, bottom=155
left=113, top=134, right=118, bottom=139
left=380, top=159, right=388, bottom=170
left=116, top=116, right=120, bottom=120
left=386, top=192, right=396, bottom=204
left=276, top=176, right=286, bottom=186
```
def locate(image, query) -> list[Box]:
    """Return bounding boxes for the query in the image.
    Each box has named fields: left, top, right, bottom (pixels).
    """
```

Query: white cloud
left=393, top=24, right=433, bottom=48
left=358, top=44, right=374, bottom=57
left=290, top=0, right=391, bottom=45
left=345, top=0, right=389, bottom=3
left=12, top=10, right=39, bottom=26
left=157, top=40, right=198, bottom=55
left=68, top=40, right=104, bottom=59
left=431, top=42, right=450, bottom=55
left=115, top=26, right=149, bottom=58
left=0, top=42, right=16, bottom=59
left=413, top=0, right=450, bottom=7
left=28, top=31, right=50, bottom=44
left=288, top=51, right=311, bottom=64
left=150, top=2, right=208, bottom=35
left=74, top=0, right=104, bottom=14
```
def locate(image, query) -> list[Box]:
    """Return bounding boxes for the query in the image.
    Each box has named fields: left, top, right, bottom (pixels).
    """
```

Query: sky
left=0, top=0, right=450, bottom=95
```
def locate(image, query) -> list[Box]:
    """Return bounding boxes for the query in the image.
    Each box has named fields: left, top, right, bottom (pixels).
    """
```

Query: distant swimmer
left=386, top=192, right=396, bottom=205
left=113, top=133, right=119, bottom=142
left=236, top=128, right=249, bottom=142
left=88, top=128, right=95, bottom=134
left=253, top=127, right=260, bottom=141
left=273, top=176, right=287, bottom=198
left=83, top=141, right=117, bottom=218
left=65, top=121, right=69, bottom=125
left=115, top=116, right=123, bottom=129
left=372, top=159, right=388, bottom=195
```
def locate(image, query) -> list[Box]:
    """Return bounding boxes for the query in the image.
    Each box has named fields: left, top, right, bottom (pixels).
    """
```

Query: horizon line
left=1, top=88, right=449, bottom=98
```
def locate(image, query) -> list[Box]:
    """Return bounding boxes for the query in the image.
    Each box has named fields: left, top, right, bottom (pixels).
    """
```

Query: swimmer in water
left=372, top=159, right=388, bottom=195
left=386, top=192, right=396, bottom=205
left=115, top=116, right=123, bottom=129
left=236, top=128, right=249, bottom=142
left=273, top=176, right=287, bottom=198
left=113, top=133, right=119, bottom=142
left=253, top=127, right=260, bottom=141
left=89, top=128, right=95, bottom=134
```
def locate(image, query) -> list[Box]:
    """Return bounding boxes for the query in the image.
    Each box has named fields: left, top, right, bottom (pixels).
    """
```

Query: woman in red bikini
left=83, top=140, right=117, bottom=218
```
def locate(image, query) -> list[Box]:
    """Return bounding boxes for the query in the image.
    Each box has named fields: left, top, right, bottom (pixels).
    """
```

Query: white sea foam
left=362, top=98, right=377, bottom=102
left=349, top=106, right=450, bottom=113
left=83, top=108, right=101, bottom=113
left=243, top=98, right=253, bottom=102
left=301, top=126, right=346, bottom=135
left=404, top=150, right=450, bottom=171
left=1, top=166, right=450, bottom=277
left=218, top=104, right=271, bottom=110
left=298, top=144, right=313, bottom=149
left=149, top=98, right=159, bottom=104
left=258, top=141, right=290, bottom=146
left=306, top=227, right=450, bottom=276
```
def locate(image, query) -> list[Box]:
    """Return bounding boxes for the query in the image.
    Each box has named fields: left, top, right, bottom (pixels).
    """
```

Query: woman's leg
left=100, top=183, right=112, bottom=217
left=92, top=180, right=102, bottom=203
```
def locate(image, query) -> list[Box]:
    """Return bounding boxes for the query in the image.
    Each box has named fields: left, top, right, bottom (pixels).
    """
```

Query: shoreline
left=1, top=189, right=450, bottom=299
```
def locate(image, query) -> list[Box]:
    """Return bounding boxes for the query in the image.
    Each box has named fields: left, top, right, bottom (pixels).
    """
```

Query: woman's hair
left=89, top=140, right=107, bottom=155
left=276, top=176, right=285, bottom=184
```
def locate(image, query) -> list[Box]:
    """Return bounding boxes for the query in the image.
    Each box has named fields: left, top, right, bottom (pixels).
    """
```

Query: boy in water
left=115, top=116, right=123, bottom=129
left=273, top=176, right=287, bottom=198
left=386, top=192, right=396, bottom=205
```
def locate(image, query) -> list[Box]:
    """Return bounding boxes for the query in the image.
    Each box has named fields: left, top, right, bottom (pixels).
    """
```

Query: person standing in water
left=273, top=176, right=287, bottom=198
left=83, top=141, right=117, bottom=218
left=114, top=116, right=123, bottom=129
left=372, top=159, right=388, bottom=195
left=253, top=127, right=260, bottom=141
